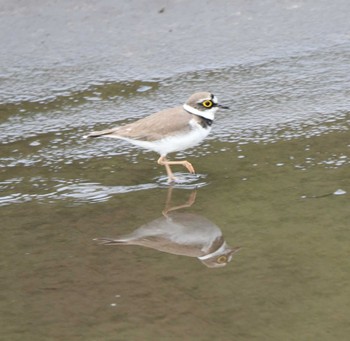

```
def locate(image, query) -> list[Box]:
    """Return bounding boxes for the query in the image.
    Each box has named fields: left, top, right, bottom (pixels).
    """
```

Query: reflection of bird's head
left=198, top=244, right=241, bottom=268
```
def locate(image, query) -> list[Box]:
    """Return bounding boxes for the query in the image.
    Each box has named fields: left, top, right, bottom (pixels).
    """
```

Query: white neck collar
left=183, top=104, right=217, bottom=121
left=198, top=242, right=227, bottom=260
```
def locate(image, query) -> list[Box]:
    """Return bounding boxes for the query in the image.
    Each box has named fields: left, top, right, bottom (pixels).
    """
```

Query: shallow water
left=1, top=1, right=350, bottom=340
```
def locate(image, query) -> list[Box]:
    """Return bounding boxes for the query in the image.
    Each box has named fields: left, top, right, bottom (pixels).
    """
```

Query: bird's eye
left=217, top=255, right=227, bottom=264
left=202, top=100, right=213, bottom=108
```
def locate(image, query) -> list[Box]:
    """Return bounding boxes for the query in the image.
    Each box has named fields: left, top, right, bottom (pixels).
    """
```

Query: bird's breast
left=156, top=119, right=211, bottom=154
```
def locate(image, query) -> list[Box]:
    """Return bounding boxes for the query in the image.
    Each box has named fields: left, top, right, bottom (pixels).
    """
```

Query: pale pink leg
left=157, top=156, right=195, bottom=182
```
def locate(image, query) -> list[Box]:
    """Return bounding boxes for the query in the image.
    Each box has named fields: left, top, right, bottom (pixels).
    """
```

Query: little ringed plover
left=85, top=92, right=229, bottom=182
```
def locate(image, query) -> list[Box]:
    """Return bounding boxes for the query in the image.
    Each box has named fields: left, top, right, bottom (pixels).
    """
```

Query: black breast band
left=200, top=117, right=213, bottom=128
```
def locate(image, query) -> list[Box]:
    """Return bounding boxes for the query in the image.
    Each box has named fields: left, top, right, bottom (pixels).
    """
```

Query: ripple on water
left=55, top=181, right=159, bottom=203
left=0, top=173, right=209, bottom=206
left=154, top=173, right=209, bottom=189
left=1, top=43, right=350, bottom=207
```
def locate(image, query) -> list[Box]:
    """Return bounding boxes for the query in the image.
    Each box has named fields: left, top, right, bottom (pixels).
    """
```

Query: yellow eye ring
left=217, top=255, right=227, bottom=264
left=202, top=100, right=213, bottom=108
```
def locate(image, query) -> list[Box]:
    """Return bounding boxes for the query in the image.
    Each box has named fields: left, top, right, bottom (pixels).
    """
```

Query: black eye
left=202, top=100, right=213, bottom=108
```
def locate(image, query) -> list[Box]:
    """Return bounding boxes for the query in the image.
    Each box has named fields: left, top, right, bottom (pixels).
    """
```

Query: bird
left=85, top=92, right=229, bottom=182
left=97, top=212, right=240, bottom=268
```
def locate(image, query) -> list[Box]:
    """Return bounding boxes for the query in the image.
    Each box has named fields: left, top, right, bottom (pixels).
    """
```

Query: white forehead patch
left=212, top=95, right=218, bottom=104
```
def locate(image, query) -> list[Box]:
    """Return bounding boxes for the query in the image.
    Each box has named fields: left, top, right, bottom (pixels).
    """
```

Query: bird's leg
left=157, top=156, right=196, bottom=182
left=157, top=156, right=195, bottom=175
left=157, top=156, right=176, bottom=182
left=168, top=160, right=195, bottom=174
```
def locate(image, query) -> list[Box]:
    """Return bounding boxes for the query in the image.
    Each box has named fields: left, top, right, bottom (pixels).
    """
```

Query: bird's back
left=87, top=106, right=194, bottom=142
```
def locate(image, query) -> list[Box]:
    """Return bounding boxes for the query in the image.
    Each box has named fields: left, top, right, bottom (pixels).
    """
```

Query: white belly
left=118, top=120, right=211, bottom=156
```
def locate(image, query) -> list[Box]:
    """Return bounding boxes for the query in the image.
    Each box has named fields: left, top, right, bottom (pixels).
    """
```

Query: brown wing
left=86, top=106, right=193, bottom=141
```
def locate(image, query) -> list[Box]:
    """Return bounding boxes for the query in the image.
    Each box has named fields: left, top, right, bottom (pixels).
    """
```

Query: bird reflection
left=98, top=188, right=240, bottom=268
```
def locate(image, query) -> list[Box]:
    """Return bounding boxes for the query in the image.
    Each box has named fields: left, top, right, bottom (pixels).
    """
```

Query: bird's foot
left=182, top=160, right=195, bottom=174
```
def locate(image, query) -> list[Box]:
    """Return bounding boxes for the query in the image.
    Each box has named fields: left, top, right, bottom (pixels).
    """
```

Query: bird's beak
left=217, top=104, right=230, bottom=109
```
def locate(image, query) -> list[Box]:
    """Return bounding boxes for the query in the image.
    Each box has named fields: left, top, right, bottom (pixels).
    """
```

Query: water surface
left=1, top=1, right=350, bottom=340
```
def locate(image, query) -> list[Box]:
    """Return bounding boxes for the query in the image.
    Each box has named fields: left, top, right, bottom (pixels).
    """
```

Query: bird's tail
left=83, top=128, right=118, bottom=139
left=93, top=237, right=128, bottom=245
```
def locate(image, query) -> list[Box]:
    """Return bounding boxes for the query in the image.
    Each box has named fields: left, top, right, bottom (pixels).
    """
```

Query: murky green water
left=2, top=132, right=350, bottom=340
left=1, top=1, right=350, bottom=340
